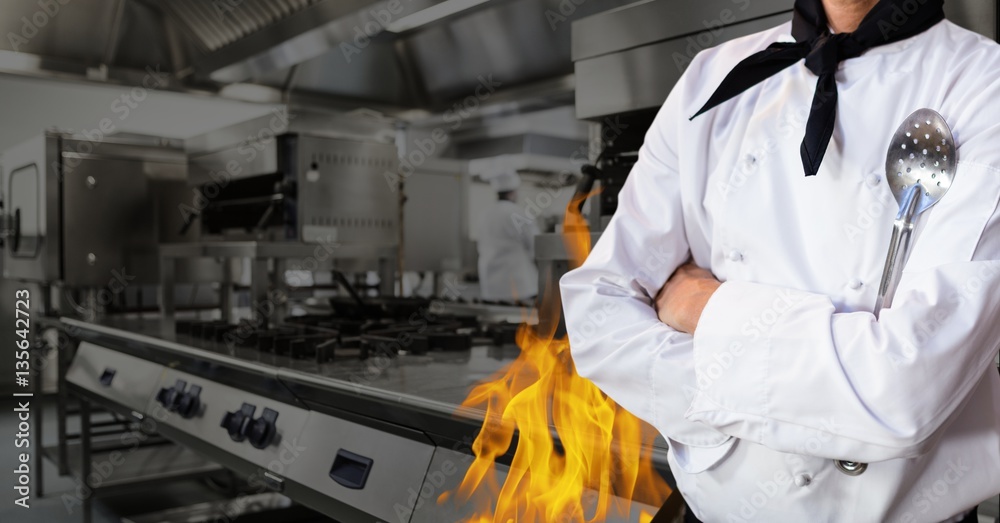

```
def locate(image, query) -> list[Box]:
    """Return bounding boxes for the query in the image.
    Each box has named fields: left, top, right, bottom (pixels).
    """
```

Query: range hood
left=0, top=0, right=993, bottom=116
left=0, top=0, right=629, bottom=113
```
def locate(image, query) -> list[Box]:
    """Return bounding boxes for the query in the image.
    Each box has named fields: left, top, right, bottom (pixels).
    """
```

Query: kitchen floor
left=0, top=395, right=235, bottom=523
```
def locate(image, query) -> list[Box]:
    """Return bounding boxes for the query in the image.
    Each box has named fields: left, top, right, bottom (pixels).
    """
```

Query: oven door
left=1, top=134, right=60, bottom=282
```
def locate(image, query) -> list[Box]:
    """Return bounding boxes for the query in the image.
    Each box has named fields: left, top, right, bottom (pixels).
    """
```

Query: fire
left=444, top=193, right=673, bottom=522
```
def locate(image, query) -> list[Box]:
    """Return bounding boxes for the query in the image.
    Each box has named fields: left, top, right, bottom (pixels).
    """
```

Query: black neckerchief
left=691, top=0, right=945, bottom=177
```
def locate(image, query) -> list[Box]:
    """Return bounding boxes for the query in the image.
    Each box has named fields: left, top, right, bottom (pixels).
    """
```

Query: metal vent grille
left=309, top=152, right=396, bottom=170
left=162, top=0, right=322, bottom=52
left=307, top=216, right=395, bottom=230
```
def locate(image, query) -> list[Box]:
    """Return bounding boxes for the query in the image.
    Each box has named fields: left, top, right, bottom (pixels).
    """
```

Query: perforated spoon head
left=885, top=108, right=958, bottom=215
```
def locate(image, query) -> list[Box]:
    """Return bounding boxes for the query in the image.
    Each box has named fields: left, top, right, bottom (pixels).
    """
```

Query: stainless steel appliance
left=184, top=117, right=399, bottom=250
left=157, top=116, right=403, bottom=330
left=1, top=132, right=189, bottom=287
left=572, top=0, right=793, bottom=120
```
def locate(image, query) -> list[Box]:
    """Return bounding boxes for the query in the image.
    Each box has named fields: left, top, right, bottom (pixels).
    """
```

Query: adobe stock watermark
left=672, top=0, right=752, bottom=73
left=886, top=260, right=1000, bottom=370
left=6, top=0, right=72, bottom=51
left=384, top=75, right=502, bottom=192
left=877, top=0, right=934, bottom=40
left=216, top=235, right=340, bottom=349
left=509, top=115, right=630, bottom=233
left=340, top=0, right=413, bottom=63
left=716, top=82, right=837, bottom=200
left=61, top=401, right=179, bottom=514
left=64, top=267, right=136, bottom=322
left=193, top=437, right=310, bottom=523
left=240, top=439, right=309, bottom=505
left=178, top=107, right=295, bottom=226
left=211, top=0, right=244, bottom=20
left=843, top=187, right=896, bottom=243
left=570, top=243, right=684, bottom=344
left=348, top=276, right=468, bottom=389
left=57, top=65, right=171, bottom=178
left=394, top=435, right=477, bottom=522
left=545, top=0, right=586, bottom=31
left=692, top=288, right=803, bottom=391
left=725, top=418, right=840, bottom=522
left=893, top=457, right=971, bottom=523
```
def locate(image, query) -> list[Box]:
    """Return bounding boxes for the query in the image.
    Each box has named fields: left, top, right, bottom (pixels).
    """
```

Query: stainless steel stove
left=61, top=303, right=672, bottom=523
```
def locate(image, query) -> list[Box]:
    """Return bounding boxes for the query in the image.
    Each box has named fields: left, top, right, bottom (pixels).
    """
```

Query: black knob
left=220, top=403, right=256, bottom=442
left=176, top=384, right=202, bottom=419
left=156, top=379, right=187, bottom=410
left=247, top=408, right=279, bottom=449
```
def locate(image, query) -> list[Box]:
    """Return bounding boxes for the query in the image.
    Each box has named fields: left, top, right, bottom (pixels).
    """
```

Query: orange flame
left=444, top=193, right=673, bottom=522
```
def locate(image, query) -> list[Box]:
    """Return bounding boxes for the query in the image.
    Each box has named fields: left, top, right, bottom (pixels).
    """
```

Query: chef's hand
left=655, top=262, right=722, bottom=334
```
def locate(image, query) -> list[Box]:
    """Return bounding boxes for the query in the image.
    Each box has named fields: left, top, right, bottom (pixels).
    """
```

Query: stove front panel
left=285, top=410, right=436, bottom=523
left=145, top=367, right=311, bottom=475
left=66, top=341, right=167, bottom=415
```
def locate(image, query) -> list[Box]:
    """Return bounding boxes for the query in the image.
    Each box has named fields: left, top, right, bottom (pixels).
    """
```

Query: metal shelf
left=49, top=437, right=224, bottom=496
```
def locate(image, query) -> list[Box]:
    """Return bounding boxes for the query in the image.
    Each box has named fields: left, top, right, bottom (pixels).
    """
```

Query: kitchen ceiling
left=0, top=0, right=633, bottom=114
left=0, top=0, right=992, bottom=116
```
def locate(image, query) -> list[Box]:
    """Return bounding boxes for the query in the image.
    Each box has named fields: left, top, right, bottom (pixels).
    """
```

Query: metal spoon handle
left=874, top=185, right=921, bottom=319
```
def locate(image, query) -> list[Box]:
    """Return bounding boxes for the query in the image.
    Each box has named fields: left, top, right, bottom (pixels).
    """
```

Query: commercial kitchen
left=1, top=1, right=998, bottom=522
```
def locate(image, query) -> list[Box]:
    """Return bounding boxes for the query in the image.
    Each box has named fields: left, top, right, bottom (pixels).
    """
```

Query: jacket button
left=848, top=278, right=863, bottom=290
left=835, top=460, right=868, bottom=476
left=728, top=250, right=744, bottom=262
left=866, top=174, right=881, bottom=187
left=794, top=474, right=812, bottom=487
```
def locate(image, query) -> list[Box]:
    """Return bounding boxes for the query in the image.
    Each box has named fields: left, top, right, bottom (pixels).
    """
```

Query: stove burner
left=175, top=304, right=524, bottom=364
left=177, top=320, right=341, bottom=363
left=481, top=322, right=519, bottom=346
left=328, top=296, right=432, bottom=320
left=359, top=320, right=473, bottom=359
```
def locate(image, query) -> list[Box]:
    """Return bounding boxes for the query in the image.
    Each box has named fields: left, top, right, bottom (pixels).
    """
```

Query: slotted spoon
left=836, top=108, right=958, bottom=478
left=873, top=108, right=958, bottom=317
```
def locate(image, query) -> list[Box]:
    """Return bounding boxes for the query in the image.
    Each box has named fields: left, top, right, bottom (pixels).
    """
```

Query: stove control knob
left=247, top=408, right=279, bottom=449
left=156, top=379, right=187, bottom=410
left=176, top=384, right=202, bottom=419
left=221, top=403, right=255, bottom=442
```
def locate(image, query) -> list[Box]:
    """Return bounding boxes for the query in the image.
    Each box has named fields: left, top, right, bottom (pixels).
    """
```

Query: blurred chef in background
left=477, top=170, right=540, bottom=303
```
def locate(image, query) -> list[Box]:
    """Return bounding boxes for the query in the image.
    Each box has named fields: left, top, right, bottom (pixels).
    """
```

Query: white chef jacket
left=478, top=199, right=540, bottom=301
left=560, top=19, right=1000, bottom=523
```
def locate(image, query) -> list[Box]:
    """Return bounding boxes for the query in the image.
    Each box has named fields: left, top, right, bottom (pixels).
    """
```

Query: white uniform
left=561, top=20, right=1000, bottom=523
left=478, top=199, right=540, bottom=301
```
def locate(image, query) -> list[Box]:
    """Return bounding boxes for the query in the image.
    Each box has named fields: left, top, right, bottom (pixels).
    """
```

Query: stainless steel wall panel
left=574, top=12, right=791, bottom=119
left=572, top=0, right=793, bottom=61
left=946, top=0, right=998, bottom=41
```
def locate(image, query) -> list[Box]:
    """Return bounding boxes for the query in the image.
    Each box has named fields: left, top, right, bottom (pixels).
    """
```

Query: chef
left=477, top=170, right=540, bottom=302
left=560, top=0, right=1000, bottom=521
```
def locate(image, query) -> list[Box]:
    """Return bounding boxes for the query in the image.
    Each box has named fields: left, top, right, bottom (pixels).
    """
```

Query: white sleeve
left=687, top=163, right=1000, bottom=463
left=560, top=95, right=734, bottom=473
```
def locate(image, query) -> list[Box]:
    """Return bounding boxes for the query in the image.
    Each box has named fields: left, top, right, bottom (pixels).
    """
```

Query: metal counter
left=59, top=316, right=674, bottom=522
